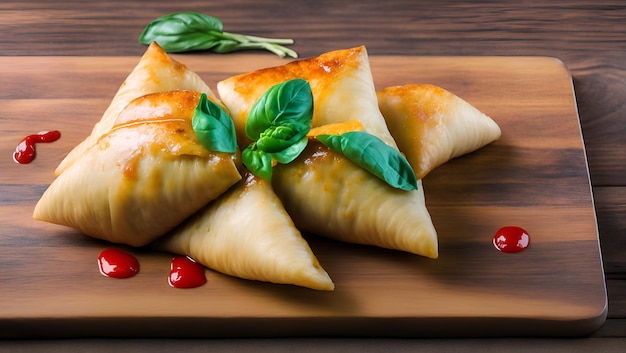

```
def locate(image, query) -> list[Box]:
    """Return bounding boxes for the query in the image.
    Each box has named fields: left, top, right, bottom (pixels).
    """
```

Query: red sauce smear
left=168, top=255, right=207, bottom=288
left=97, top=248, right=140, bottom=279
left=493, top=226, right=530, bottom=253
left=13, top=130, right=61, bottom=164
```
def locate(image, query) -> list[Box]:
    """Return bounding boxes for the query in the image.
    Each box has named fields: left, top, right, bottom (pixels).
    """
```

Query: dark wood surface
left=0, top=0, right=624, bottom=351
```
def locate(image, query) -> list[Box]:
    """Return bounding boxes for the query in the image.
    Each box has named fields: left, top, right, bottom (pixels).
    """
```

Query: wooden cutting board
left=0, top=53, right=606, bottom=338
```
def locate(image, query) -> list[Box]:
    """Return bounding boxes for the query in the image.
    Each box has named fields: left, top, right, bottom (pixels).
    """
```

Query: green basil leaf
left=242, top=145, right=273, bottom=181
left=256, top=122, right=310, bottom=153
left=139, top=12, right=225, bottom=52
left=316, top=131, right=418, bottom=191
left=245, top=90, right=275, bottom=141
left=245, top=78, right=313, bottom=143
left=210, top=39, right=243, bottom=53
left=144, top=32, right=221, bottom=53
left=192, top=93, right=238, bottom=153
left=272, top=137, right=308, bottom=164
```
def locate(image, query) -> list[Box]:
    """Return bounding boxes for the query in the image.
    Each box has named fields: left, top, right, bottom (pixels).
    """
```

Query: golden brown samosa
left=273, top=141, right=438, bottom=259
left=217, top=46, right=438, bottom=259
left=156, top=172, right=334, bottom=291
left=34, top=90, right=241, bottom=246
left=55, top=42, right=216, bottom=175
left=377, top=84, right=501, bottom=179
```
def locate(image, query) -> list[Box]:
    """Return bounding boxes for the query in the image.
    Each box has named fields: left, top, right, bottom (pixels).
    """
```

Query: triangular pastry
left=155, top=172, right=334, bottom=291
left=273, top=141, right=437, bottom=258
left=218, top=46, right=438, bottom=258
left=55, top=42, right=217, bottom=175
left=377, top=84, right=501, bottom=179
left=34, top=90, right=241, bottom=246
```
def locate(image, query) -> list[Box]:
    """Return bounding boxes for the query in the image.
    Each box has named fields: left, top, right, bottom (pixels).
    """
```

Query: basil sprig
left=192, top=93, right=238, bottom=153
left=316, top=132, right=418, bottom=191
left=243, top=78, right=313, bottom=180
left=139, top=12, right=298, bottom=58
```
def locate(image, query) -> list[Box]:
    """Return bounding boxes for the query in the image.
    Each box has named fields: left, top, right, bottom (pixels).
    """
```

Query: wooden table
left=0, top=0, right=624, bottom=351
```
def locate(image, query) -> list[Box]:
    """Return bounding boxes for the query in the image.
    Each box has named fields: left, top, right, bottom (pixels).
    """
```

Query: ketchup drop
left=13, top=130, right=61, bottom=164
left=97, top=248, right=140, bottom=279
left=168, top=256, right=207, bottom=289
left=493, top=226, right=530, bottom=253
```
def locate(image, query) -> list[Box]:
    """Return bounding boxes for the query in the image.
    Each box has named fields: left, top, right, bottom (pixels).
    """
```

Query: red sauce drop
left=493, top=226, right=530, bottom=253
left=13, top=130, right=61, bottom=164
left=97, top=248, right=140, bottom=279
left=168, top=256, right=207, bottom=288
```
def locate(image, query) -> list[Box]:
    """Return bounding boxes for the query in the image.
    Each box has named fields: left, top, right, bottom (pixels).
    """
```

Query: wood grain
left=0, top=54, right=606, bottom=338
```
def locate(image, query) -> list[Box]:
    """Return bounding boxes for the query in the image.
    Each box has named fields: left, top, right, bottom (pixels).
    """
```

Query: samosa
left=377, top=84, right=501, bottom=179
left=34, top=90, right=241, bottom=246
left=218, top=46, right=439, bottom=258
left=55, top=42, right=216, bottom=175
left=156, top=172, right=334, bottom=291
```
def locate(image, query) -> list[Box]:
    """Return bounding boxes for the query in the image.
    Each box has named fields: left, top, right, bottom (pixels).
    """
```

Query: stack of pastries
left=33, top=43, right=500, bottom=290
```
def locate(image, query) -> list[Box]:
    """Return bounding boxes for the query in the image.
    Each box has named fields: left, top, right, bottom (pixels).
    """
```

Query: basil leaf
left=139, top=12, right=225, bottom=52
left=316, top=132, right=418, bottom=191
left=257, top=122, right=311, bottom=153
left=210, top=39, right=243, bottom=54
left=245, top=78, right=313, bottom=144
left=139, top=12, right=298, bottom=58
left=272, top=137, right=309, bottom=164
left=242, top=145, right=273, bottom=181
left=192, top=93, right=238, bottom=153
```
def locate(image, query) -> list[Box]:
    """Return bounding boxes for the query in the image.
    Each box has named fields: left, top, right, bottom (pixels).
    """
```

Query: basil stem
left=242, top=79, right=314, bottom=180
left=316, top=132, right=418, bottom=191
left=139, top=12, right=298, bottom=58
